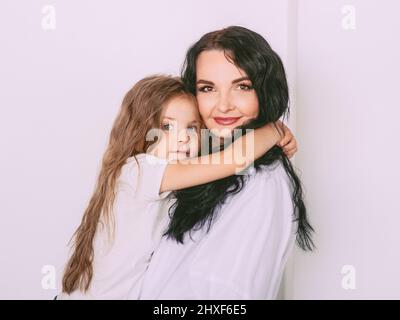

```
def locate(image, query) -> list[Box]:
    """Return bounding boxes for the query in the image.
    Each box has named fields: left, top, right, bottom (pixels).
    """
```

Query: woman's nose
left=216, top=92, right=234, bottom=113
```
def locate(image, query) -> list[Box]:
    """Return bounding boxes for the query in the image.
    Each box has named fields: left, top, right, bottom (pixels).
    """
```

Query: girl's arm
left=159, top=121, right=284, bottom=193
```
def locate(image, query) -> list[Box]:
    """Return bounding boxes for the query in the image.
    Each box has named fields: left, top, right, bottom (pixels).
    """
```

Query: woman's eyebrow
left=196, top=79, right=213, bottom=85
left=196, top=77, right=251, bottom=85
left=232, top=76, right=251, bottom=84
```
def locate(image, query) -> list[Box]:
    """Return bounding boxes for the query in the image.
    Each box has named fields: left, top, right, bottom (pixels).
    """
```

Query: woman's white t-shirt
left=57, top=153, right=172, bottom=299
left=136, top=161, right=297, bottom=300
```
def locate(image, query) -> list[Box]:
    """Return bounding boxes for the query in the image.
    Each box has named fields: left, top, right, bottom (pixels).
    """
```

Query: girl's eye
left=187, top=126, right=198, bottom=131
left=162, top=123, right=172, bottom=130
left=198, top=86, right=213, bottom=93
left=238, top=83, right=253, bottom=91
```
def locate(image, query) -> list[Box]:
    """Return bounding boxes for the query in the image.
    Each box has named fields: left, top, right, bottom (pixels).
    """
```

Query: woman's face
left=195, top=49, right=259, bottom=138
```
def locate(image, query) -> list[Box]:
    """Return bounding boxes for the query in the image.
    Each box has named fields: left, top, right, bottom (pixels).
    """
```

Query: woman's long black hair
left=163, top=26, right=315, bottom=251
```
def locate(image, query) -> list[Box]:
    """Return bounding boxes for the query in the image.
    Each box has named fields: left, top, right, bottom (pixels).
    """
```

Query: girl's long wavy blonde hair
left=62, top=75, right=194, bottom=294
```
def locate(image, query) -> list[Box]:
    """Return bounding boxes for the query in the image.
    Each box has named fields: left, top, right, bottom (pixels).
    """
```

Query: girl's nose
left=177, top=129, right=190, bottom=143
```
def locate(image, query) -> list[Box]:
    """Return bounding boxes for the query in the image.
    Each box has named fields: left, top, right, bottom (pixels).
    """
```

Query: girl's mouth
left=173, top=150, right=190, bottom=157
left=213, top=117, right=241, bottom=125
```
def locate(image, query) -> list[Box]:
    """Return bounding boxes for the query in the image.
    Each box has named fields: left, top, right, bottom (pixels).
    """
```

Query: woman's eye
left=162, top=123, right=172, bottom=130
left=238, top=83, right=253, bottom=91
left=198, top=86, right=213, bottom=93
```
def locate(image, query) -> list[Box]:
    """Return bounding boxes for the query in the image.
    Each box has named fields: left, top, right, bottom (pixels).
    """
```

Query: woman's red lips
left=213, top=117, right=241, bottom=125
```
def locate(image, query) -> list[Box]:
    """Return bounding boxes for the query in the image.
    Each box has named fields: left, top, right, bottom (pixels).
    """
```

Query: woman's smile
left=213, top=116, right=242, bottom=125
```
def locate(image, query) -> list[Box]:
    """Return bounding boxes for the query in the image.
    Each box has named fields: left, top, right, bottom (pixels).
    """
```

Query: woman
left=135, top=26, right=315, bottom=299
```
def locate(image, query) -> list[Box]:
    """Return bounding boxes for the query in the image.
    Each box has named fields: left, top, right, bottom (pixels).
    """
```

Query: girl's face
left=195, top=50, right=259, bottom=138
left=149, top=94, right=201, bottom=161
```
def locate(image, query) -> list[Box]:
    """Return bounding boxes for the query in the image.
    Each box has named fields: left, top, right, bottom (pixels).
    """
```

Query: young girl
left=57, top=75, right=287, bottom=299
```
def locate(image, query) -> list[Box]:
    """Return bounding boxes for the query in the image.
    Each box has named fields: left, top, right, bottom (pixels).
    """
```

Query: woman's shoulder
left=235, top=162, right=295, bottom=229
left=247, top=161, right=290, bottom=186
left=235, top=161, right=294, bottom=204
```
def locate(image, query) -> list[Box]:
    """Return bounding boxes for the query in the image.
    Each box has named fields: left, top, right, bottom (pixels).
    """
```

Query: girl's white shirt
left=136, top=161, right=297, bottom=300
left=57, top=153, right=172, bottom=299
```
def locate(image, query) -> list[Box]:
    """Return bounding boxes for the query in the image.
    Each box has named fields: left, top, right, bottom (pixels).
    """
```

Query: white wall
left=0, top=0, right=291, bottom=299
left=286, top=0, right=400, bottom=299
left=2, top=0, right=398, bottom=300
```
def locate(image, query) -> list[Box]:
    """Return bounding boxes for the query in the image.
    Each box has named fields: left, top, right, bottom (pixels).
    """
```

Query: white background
left=0, top=0, right=398, bottom=299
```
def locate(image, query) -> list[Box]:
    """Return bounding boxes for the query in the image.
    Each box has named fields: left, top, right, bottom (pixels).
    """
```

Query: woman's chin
left=209, top=127, right=234, bottom=138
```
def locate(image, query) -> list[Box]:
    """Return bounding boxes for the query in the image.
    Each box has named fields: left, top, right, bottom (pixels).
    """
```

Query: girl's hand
left=275, top=121, right=298, bottom=159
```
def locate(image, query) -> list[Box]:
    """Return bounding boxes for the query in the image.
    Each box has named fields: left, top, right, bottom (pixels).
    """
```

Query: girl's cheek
left=154, top=142, right=163, bottom=158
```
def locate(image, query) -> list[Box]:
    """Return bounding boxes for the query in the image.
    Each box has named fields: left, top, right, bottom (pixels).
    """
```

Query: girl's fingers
left=278, top=128, right=290, bottom=145
left=280, top=132, right=296, bottom=147
left=277, top=122, right=298, bottom=158
left=279, top=135, right=291, bottom=147
left=278, top=123, right=293, bottom=146
left=283, top=146, right=297, bottom=158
